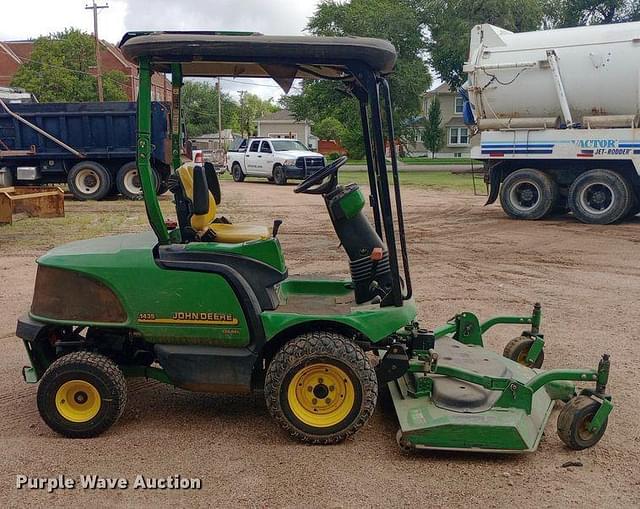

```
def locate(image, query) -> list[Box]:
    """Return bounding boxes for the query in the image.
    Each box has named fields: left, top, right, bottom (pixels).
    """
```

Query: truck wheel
left=67, top=161, right=112, bottom=201
left=37, top=351, right=127, bottom=438
left=264, top=331, right=377, bottom=444
left=568, top=169, right=633, bottom=224
left=231, top=163, right=245, bottom=182
left=499, top=168, right=558, bottom=220
left=115, top=161, right=159, bottom=200
left=273, top=165, right=287, bottom=185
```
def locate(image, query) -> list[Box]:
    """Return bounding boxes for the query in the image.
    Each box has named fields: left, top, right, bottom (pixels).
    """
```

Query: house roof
left=259, top=109, right=296, bottom=122
left=424, top=82, right=456, bottom=96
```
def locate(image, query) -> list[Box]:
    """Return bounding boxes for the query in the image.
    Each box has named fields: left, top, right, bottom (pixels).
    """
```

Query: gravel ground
left=1, top=181, right=639, bottom=508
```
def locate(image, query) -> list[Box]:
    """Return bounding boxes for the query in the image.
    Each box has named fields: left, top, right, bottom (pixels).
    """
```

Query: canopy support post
left=137, top=57, right=170, bottom=244
left=171, top=64, right=183, bottom=170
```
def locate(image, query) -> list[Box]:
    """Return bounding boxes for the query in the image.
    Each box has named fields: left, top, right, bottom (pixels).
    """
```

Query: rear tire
left=264, top=331, right=377, bottom=444
left=273, top=164, right=287, bottom=185
left=231, top=163, right=245, bottom=182
left=568, top=169, right=633, bottom=224
left=67, top=161, right=112, bottom=201
left=37, top=351, right=127, bottom=438
left=499, top=168, right=558, bottom=220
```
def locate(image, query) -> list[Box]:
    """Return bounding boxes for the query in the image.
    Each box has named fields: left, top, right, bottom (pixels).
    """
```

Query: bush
left=326, top=152, right=342, bottom=161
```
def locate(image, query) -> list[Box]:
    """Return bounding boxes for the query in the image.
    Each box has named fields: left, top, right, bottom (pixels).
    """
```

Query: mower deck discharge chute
left=15, top=31, right=612, bottom=452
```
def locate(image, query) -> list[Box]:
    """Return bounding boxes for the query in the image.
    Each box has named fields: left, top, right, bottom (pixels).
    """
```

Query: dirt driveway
left=1, top=181, right=639, bottom=508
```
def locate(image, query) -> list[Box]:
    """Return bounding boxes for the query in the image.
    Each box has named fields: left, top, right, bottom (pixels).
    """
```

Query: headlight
left=282, top=159, right=296, bottom=166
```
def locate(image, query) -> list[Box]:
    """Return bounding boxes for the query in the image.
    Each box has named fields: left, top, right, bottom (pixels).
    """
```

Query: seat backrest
left=176, top=163, right=217, bottom=232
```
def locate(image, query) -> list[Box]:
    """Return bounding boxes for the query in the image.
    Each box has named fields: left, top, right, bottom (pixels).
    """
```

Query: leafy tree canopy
left=283, top=0, right=432, bottom=157
left=11, top=28, right=127, bottom=102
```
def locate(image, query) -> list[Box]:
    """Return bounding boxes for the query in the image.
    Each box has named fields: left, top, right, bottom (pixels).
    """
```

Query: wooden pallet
left=0, top=186, right=65, bottom=225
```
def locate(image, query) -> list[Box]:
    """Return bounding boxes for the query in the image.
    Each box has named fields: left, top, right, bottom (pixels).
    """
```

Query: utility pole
left=217, top=77, right=222, bottom=149
left=86, top=1, right=109, bottom=102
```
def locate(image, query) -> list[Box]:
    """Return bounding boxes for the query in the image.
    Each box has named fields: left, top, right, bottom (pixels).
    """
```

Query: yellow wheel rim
left=516, top=350, right=529, bottom=365
left=55, top=380, right=101, bottom=423
left=287, top=363, right=356, bottom=428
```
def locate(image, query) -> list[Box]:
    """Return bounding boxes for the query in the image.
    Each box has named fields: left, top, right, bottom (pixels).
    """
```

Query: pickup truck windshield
left=271, top=140, right=309, bottom=151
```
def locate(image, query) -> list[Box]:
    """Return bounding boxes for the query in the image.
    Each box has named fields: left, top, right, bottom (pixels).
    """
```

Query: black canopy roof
left=118, top=32, right=397, bottom=91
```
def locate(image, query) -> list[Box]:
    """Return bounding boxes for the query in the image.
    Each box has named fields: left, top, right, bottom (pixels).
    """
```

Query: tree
left=283, top=0, right=432, bottom=157
left=182, top=81, right=239, bottom=137
left=421, top=97, right=445, bottom=157
left=542, top=0, right=640, bottom=27
left=422, top=0, right=544, bottom=88
left=237, top=91, right=278, bottom=137
left=313, top=117, right=346, bottom=142
left=11, top=28, right=127, bottom=102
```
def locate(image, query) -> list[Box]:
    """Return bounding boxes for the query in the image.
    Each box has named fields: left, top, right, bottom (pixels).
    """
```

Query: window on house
left=449, top=127, right=469, bottom=145
left=454, top=96, right=464, bottom=114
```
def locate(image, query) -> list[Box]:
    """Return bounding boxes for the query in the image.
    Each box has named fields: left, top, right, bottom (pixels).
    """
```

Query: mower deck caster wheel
left=396, top=429, right=415, bottom=452
left=557, top=395, right=608, bottom=450
left=503, top=336, right=544, bottom=368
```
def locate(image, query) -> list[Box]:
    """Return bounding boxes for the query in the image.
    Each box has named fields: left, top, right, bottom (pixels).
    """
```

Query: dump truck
left=0, top=101, right=173, bottom=200
left=463, top=21, right=640, bottom=224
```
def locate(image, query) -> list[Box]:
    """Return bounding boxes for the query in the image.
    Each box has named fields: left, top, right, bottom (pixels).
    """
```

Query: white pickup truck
left=228, top=138, right=325, bottom=185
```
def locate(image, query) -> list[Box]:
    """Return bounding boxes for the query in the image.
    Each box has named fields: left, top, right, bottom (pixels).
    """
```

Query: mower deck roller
left=15, top=31, right=612, bottom=453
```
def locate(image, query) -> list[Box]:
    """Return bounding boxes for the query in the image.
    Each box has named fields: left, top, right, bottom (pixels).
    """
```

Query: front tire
left=67, top=161, right=112, bottom=201
left=273, top=164, right=287, bottom=185
left=568, top=169, right=633, bottom=224
left=37, top=351, right=127, bottom=438
left=499, top=168, right=558, bottom=220
left=265, top=332, right=377, bottom=444
left=231, top=163, right=245, bottom=182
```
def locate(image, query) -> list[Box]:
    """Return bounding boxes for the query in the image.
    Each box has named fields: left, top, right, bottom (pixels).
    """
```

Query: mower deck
left=390, top=337, right=559, bottom=452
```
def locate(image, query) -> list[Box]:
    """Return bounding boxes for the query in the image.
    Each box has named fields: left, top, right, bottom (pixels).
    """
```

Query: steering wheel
left=294, top=156, right=348, bottom=194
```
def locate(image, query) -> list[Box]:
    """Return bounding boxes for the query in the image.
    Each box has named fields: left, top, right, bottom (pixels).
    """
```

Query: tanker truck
left=463, top=22, right=640, bottom=224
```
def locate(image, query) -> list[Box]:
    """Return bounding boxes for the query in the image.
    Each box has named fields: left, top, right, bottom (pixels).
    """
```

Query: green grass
left=344, top=157, right=475, bottom=166
left=339, top=170, right=476, bottom=192
left=220, top=169, right=476, bottom=191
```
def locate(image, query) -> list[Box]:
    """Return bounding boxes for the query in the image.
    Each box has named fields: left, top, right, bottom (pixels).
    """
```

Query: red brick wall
left=0, top=51, right=20, bottom=87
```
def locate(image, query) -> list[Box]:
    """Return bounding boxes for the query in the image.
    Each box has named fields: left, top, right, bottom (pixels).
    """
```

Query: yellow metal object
left=55, top=380, right=101, bottom=423
left=287, top=363, right=355, bottom=428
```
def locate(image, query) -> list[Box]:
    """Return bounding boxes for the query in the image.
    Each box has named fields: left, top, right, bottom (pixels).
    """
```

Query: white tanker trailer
left=463, top=22, right=640, bottom=224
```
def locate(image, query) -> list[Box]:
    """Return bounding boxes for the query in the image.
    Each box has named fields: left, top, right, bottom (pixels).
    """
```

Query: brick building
left=0, top=39, right=170, bottom=101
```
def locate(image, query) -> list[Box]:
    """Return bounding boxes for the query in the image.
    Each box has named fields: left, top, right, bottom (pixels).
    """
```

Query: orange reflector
left=371, top=247, right=384, bottom=261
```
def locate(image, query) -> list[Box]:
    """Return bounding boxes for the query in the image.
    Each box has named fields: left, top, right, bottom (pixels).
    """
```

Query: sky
left=0, top=0, right=322, bottom=100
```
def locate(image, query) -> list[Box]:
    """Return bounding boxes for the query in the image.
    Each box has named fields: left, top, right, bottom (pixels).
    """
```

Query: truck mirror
left=192, top=165, right=210, bottom=215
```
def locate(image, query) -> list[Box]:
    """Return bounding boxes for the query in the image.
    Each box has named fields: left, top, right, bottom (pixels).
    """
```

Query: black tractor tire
left=557, top=395, right=608, bottom=450
left=568, top=169, right=633, bottom=224
left=273, top=164, right=287, bottom=185
left=67, top=161, right=112, bottom=201
left=231, top=163, right=245, bottom=182
left=156, top=181, right=169, bottom=196
left=37, top=351, right=127, bottom=438
left=264, top=331, right=377, bottom=444
left=499, top=168, right=558, bottom=220
left=503, top=336, right=544, bottom=369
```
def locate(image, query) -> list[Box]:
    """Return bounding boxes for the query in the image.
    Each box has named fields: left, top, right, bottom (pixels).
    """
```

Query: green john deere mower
left=16, top=32, right=612, bottom=452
